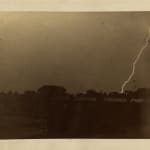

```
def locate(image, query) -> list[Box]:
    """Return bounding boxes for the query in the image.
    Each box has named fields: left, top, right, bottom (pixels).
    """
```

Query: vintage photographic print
left=0, top=12, right=150, bottom=139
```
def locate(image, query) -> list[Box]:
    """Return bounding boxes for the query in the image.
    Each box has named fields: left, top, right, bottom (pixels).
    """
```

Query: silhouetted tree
left=37, top=85, right=66, bottom=97
left=86, top=89, right=98, bottom=97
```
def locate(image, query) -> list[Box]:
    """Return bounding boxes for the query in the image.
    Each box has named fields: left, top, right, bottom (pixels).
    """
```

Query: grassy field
left=0, top=115, right=47, bottom=139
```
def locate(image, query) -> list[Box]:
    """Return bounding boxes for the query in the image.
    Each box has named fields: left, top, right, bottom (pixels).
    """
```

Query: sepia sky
left=0, top=12, right=150, bottom=93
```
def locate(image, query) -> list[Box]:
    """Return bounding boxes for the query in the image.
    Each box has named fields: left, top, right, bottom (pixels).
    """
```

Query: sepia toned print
left=0, top=12, right=150, bottom=138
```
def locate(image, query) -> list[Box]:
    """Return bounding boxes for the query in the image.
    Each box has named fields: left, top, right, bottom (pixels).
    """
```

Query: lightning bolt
left=120, top=28, right=150, bottom=93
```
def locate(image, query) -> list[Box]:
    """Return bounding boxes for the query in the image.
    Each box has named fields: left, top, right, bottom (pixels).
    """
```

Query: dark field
left=0, top=85, right=150, bottom=139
